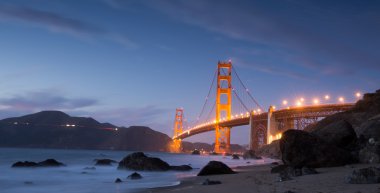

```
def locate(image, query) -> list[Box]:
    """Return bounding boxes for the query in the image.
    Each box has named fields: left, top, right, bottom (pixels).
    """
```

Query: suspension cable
left=232, top=66, right=263, bottom=110
left=194, top=68, right=217, bottom=126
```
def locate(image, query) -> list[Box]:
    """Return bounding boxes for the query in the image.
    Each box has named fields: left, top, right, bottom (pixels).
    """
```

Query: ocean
left=0, top=148, right=274, bottom=193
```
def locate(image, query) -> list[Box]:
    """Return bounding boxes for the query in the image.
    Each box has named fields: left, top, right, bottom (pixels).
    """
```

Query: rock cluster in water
left=118, top=152, right=192, bottom=171
left=12, top=159, right=65, bottom=168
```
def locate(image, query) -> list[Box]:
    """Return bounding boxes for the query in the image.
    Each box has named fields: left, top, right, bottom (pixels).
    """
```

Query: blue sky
left=0, top=0, right=379, bottom=144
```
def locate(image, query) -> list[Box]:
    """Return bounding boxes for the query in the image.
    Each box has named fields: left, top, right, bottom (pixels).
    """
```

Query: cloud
left=141, top=0, right=380, bottom=74
left=0, top=89, right=97, bottom=112
left=0, top=4, right=137, bottom=48
left=86, top=105, right=170, bottom=127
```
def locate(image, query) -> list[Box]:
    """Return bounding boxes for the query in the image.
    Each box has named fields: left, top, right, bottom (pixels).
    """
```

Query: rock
left=209, top=152, right=219, bottom=155
left=115, top=178, right=122, bottom=183
left=197, top=161, right=235, bottom=176
left=359, top=139, right=380, bottom=163
left=278, top=172, right=292, bottom=182
left=202, top=179, right=221, bottom=185
left=346, top=167, right=380, bottom=184
left=95, top=159, right=117, bottom=166
left=12, top=159, right=65, bottom=168
left=242, top=150, right=262, bottom=159
left=280, top=129, right=355, bottom=168
left=38, top=159, right=65, bottom=167
left=311, top=120, right=357, bottom=150
left=24, top=181, right=33, bottom=185
left=301, top=167, right=318, bottom=175
left=283, top=191, right=296, bottom=193
left=271, top=162, right=279, bottom=165
left=359, top=118, right=380, bottom=141
left=256, top=140, right=281, bottom=159
left=192, top=149, right=200, bottom=155
left=12, top=161, right=38, bottom=167
left=118, top=152, right=170, bottom=171
left=271, top=165, right=288, bottom=174
left=127, top=172, right=142, bottom=180
left=170, top=165, right=193, bottom=171
left=83, top=167, right=96, bottom=170
left=232, top=154, right=240, bottom=160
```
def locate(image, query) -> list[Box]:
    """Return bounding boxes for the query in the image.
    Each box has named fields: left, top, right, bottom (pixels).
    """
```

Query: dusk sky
left=0, top=0, right=379, bottom=144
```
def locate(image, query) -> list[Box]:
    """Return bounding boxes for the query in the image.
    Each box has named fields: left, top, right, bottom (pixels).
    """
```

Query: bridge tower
left=172, top=108, right=183, bottom=153
left=215, top=61, right=232, bottom=153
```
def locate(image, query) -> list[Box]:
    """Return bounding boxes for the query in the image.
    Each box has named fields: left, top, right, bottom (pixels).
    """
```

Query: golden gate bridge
left=171, top=61, right=359, bottom=154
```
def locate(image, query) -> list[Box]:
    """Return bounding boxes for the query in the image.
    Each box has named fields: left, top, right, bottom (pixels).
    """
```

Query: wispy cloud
left=0, top=4, right=137, bottom=48
left=139, top=0, right=380, bottom=74
left=0, top=89, right=97, bottom=112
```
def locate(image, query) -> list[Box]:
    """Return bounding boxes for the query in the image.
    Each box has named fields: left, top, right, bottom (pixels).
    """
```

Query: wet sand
left=141, top=163, right=380, bottom=193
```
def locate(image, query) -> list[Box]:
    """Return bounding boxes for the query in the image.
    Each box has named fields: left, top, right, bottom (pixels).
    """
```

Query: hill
left=0, top=111, right=171, bottom=151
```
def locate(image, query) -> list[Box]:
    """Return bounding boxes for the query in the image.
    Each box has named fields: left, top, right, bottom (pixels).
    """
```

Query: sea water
left=0, top=148, right=274, bottom=193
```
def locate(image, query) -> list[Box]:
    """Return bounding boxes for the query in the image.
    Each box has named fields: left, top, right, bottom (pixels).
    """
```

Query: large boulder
left=12, top=161, right=38, bottom=167
left=118, top=152, right=170, bottom=171
left=358, top=138, right=380, bottom=163
left=346, top=167, right=380, bottom=184
left=197, top=161, right=235, bottom=176
left=280, top=130, right=355, bottom=168
left=311, top=120, right=357, bottom=150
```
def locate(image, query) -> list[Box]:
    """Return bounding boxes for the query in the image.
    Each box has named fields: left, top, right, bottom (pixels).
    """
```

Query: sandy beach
left=142, top=163, right=380, bottom=193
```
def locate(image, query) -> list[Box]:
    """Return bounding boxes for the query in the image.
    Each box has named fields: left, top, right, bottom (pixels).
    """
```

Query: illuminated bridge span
left=171, top=61, right=357, bottom=153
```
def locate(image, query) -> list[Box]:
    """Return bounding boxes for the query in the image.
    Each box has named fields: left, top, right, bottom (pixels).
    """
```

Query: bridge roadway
left=174, top=103, right=355, bottom=140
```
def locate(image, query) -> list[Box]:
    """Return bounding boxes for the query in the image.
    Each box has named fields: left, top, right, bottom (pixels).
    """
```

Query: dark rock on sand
left=118, top=152, right=170, bottom=171
left=95, top=159, right=117, bottom=166
left=359, top=138, right=380, bottom=163
left=127, top=172, right=142, bottom=180
left=170, top=165, right=193, bottom=171
left=197, top=161, right=235, bottom=176
left=280, top=129, right=354, bottom=168
left=311, top=120, right=357, bottom=150
left=115, top=178, right=122, bottom=183
left=346, top=167, right=380, bottom=184
left=202, top=179, right=222, bottom=185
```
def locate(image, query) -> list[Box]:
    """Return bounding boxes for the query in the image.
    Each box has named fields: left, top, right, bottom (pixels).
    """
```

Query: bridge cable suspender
left=194, top=69, right=218, bottom=126
left=231, top=66, right=263, bottom=110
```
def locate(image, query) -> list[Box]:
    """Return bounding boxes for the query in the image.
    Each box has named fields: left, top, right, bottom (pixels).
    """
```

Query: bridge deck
left=174, top=103, right=354, bottom=140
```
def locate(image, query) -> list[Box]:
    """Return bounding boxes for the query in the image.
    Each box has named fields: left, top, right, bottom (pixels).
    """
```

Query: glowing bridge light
left=313, top=98, right=320, bottom=105
left=296, top=101, right=302, bottom=107
left=356, top=92, right=361, bottom=98
left=282, top=100, right=288, bottom=105
left=338, top=97, right=345, bottom=103
left=324, top=95, right=330, bottom=100
left=272, top=106, right=276, bottom=110
left=300, top=98, right=305, bottom=102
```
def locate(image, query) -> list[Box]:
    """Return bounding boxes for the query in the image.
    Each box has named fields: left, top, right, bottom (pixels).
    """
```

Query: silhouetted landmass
left=0, top=111, right=171, bottom=151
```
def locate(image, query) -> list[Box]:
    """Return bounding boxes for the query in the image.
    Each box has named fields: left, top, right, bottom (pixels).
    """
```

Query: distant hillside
left=0, top=111, right=172, bottom=151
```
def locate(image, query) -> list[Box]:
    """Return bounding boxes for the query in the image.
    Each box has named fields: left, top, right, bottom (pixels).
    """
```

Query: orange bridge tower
left=215, top=61, right=232, bottom=153
left=172, top=108, right=184, bottom=153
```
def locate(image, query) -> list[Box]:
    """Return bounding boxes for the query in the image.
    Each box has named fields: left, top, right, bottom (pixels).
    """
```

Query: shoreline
left=139, top=163, right=380, bottom=193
